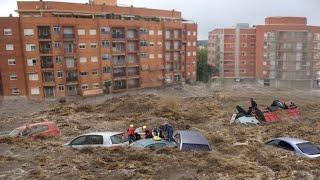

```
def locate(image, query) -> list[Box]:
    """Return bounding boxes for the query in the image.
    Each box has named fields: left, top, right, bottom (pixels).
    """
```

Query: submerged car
left=266, top=137, right=320, bottom=159
left=174, top=131, right=212, bottom=151
left=131, top=138, right=177, bottom=149
left=5, top=121, right=60, bottom=138
left=64, top=132, right=129, bottom=149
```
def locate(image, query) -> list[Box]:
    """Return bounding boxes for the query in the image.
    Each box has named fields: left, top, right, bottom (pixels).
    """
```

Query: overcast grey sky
left=2, top=0, right=320, bottom=40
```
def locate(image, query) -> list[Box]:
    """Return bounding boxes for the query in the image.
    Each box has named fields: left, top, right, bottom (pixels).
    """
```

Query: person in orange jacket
left=127, top=124, right=136, bottom=144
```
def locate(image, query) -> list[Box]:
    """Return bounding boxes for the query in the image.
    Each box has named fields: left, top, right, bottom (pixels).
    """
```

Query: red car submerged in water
left=8, top=121, right=60, bottom=138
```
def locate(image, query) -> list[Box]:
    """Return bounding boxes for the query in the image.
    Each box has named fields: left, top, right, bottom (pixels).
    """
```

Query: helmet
left=143, top=125, right=147, bottom=129
left=130, top=124, right=134, bottom=128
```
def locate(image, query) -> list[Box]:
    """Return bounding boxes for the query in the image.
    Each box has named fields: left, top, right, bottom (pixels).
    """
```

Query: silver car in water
left=174, top=130, right=212, bottom=151
left=266, top=137, right=320, bottom=159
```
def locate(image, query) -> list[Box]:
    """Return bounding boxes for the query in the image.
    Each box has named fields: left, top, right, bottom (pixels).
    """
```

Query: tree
left=196, top=48, right=211, bottom=83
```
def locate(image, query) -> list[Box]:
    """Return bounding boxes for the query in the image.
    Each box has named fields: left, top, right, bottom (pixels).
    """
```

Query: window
left=140, top=40, right=148, bottom=46
left=140, top=53, right=148, bottom=59
left=79, top=57, right=87, bottom=63
left=90, top=43, right=97, bottom=49
left=158, top=30, right=162, bottom=36
left=27, top=58, right=37, bottom=66
left=30, top=88, right=40, bottom=95
left=149, top=42, right=154, bottom=47
left=102, top=54, right=110, bottom=61
left=4, top=28, right=12, bottom=36
left=181, top=143, right=211, bottom=151
left=9, top=73, right=18, bottom=80
left=58, top=84, right=65, bottom=91
left=79, top=43, right=86, bottom=49
left=193, top=41, right=196, bottom=46
left=11, top=88, right=20, bottom=95
left=193, top=31, right=197, bottom=36
left=187, top=31, right=191, bottom=36
left=6, top=44, right=14, bottom=51
left=187, top=42, right=191, bottom=47
left=55, top=56, right=62, bottom=64
left=158, top=42, right=162, bottom=47
left=28, top=73, right=39, bottom=81
left=78, top=29, right=85, bottom=36
left=139, top=28, right=148, bottom=34
left=103, top=67, right=111, bottom=73
left=24, top=29, right=34, bottom=36
left=92, top=83, right=99, bottom=89
left=80, top=72, right=88, bottom=76
left=26, top=44, right=36, bottom=51
left=66, top=58, right=75, bottom=68
left=158, top=54, right=163, bottom=59
left=149, top=30, right=154, bottom=35
left=57, top=71, right=64, bottom=78
left=8, top=59, right=16, bottom=66
left=100, top=27, right=110, bottom=34
left=149, top=54, right=154, bottom=59
left=53, top=26, right=61, bottom=34
left=101, top=40, right=110, bottom=48
left=277, top=141, right=295, bottom=151
left=81, top=84, right=89, bottom=90
left=92, top=69, right=98, bottom=75
left=193, top=51, right=197, bottom=56
left=110, top=134, right=126, bottom=144
left=53, top=41, right=60, bottom=48
left=241, top=52, right=246, bottom=57
left=297, top=142, right=320, bottom=155
left=89, top=29, right=97, bottom=35
left=91, top=56, right=98, bottom=62
left=187, top=52, right=191, bottom=57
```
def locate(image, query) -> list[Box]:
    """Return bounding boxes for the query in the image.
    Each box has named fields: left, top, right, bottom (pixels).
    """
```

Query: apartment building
left=208, top=17, right=320, bottom=88
left=0, top=0, right=197, bottom=100
left=208, top=23, right=256, bottom=80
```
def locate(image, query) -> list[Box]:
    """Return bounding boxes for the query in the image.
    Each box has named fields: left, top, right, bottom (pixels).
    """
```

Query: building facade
left=208, top=17, right=320, bottom=88
left=0, top=0, right=197, bottom=100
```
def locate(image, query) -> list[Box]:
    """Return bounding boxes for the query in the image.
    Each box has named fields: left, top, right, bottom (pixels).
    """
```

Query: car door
left=110, top=134, right=129, bottom=147
left=69, top=135, right=104, bottom=149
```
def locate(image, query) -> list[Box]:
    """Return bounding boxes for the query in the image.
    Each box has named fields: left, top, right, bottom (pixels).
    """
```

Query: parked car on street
left=174, top=131, right=212, bottom=151
left=131, top=138, right=177, bottom=149
left=2, top=121, right=60, bottom=138
left=64, top=132, right=129, bottom=149
left=266, top=137, right=320, bottom=159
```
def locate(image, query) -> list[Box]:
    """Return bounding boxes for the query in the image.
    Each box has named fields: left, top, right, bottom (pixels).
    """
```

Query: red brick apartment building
left=208, top=17, right=320, bottom=88
left=0, top=0, right=197, bottom=100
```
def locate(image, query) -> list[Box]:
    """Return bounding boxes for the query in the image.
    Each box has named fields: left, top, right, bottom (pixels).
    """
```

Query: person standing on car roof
left=127, top=124, right=136, bottom=144
left=250, top=98, right=257, bottom=109
left=143, top=125, right=153, bottom=139
left=162, top=123, right=175, bottom=142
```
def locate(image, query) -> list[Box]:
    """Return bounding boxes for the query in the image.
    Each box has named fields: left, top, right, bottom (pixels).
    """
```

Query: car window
left=146, top=143, right=166, bottom=149
left=70, top=136, right=87, bottom=145
left=85, top=135, right=103, bottom=145
left=266, top=140, right=280, bottom=146
left=22, top=125, right=49, bottom=137
left=110, top=134, right=127, bottom=144
left=297, top=142, right=320, bottom=155
left=278, top=141, right=295, bottom=151
left=181, top=143, right=211, bottom=151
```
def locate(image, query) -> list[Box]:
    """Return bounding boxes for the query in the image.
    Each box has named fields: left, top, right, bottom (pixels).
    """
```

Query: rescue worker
left=143, top=125, right=153, bottom=139
left=152, top=127, right=163, bottom=141
left=250, top=98, right=258, bottom=109
left=162, top=123, right=175, bottom=142
left=127, top=124, right=136, bottom=144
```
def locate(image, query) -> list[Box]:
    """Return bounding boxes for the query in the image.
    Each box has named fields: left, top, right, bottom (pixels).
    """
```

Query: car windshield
left=9, top=129, right=20, bottom=136
left=297, top=142, right=320, bottom=155
left=110, top=134, right=127, bottom=144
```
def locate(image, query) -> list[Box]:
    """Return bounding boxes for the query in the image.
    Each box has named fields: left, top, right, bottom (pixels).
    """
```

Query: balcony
left=128, top=78, right=140, bottom=89
left=39, top=42, right=52, bottom=54
left=111, top=28, right=125, bottom=39
left=127, top=67, right=140, bottom=76
left=127, top=55, right=139, bottom=65
left=112, top=56, right=126, bottom=66
left=63, top=27, right=75, bottom=39
left=113, top=68, right=126, bottom=78
left=64, top=42, right=75, bottom=54
left=41, top=56, right=53, bottom=69
left=113, top=80, right=127, bottom=90
left=66, top=71, right=78, bottom=83
left=42, top=72, right=54, bottom=83
left=127, top=42, right=138, bottom=53
left=38, top=26, right=51, bottom=39
left=112, top=42, right=126, bottom=54
left=127, top=29, right=138, bottom=40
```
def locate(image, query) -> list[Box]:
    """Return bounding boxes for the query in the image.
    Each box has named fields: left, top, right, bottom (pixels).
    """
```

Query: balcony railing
left=41, top=62, right=54, bottom=69
left=63, top=34, right=75, bottom=39
left=112, top=34, right=125, bottom=39
left=67, top=77, right=78, bottom=82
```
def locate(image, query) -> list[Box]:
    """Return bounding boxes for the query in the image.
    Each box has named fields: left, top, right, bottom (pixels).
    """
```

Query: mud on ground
left=1, top=85, right=320, bottom=179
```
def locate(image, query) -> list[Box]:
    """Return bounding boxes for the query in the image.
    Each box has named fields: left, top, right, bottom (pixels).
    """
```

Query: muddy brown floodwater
left=1, top=84, right=320, bottom=179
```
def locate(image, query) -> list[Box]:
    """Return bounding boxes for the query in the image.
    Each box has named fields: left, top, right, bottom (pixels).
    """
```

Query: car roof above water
left=176, top=130, right=210, bottom=145
left=82, top=132, right=123, bottom=137
left=272, top=137, right=310, bottom=144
